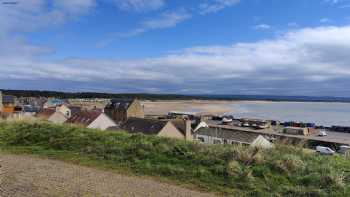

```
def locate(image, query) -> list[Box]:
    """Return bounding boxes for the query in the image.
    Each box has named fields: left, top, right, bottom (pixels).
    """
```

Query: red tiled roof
left=36, top=108, right=55, bottom=119
left=66, top=110, right=102, bottom=126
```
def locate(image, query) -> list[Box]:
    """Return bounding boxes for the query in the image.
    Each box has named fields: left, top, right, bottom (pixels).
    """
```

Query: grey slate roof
left=2, top=95, right=15, bottom=104
left=120, top=118, right=168, bottom=135
left=106, top=99, right=134, bottom=110
left=196, top=127, right=260, bottom=144
left=67, top=106, right=81, bottom=115
left=170, top=119, right=187, bottom=136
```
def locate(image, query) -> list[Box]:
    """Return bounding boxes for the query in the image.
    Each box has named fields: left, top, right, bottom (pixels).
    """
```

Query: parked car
left=316, top=146, right=335, bottom=155
left=222, top=117, right=233, bottom=124
left=338, top=145, right=350, bottom=154
left=318, top=130, right=327, bottom=137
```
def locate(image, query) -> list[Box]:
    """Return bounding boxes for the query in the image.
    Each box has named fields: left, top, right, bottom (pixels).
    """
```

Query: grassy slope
left=0, top=121, right=349, bottom=196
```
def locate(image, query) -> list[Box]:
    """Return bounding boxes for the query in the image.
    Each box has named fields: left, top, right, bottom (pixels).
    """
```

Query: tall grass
left=0, top=121, right=350, bottom=196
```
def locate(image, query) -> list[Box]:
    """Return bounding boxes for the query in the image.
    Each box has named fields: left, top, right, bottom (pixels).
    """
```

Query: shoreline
left=142, top=100, right=350, bottom=127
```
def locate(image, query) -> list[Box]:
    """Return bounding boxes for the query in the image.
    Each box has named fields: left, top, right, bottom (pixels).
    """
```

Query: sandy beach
left=142, top=100, right=234, bottom=116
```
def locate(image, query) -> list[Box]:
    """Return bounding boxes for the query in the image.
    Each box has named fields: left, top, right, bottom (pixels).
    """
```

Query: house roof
left=23, top=105, right=39, bottom=113
left=62, top=105, right=81, bottom=115
left=170, top=119, right=188, bottom=136
left=2, top=95, right=15, bottom=104
left=66, top=110, right=102, bottom=126
left=49, top=111, right=68, bottom=123
left=105, top=99, right=135, bottom=110
left=120, top=117, right=169, bottom=135
left=36, top=108, right=56, bottom=119
left=45, top=99, right=65, bottom=106
left=196, top=126, right=261, bottom=144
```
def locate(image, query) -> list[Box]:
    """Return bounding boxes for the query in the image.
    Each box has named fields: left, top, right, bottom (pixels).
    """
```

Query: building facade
left=104, top=99, right=144, bottom=124
left=195, top=126, right=273, bottom=149
left=66, top=110, right=117, bottom=130
left=48, top=112, right=68, bottom=124
left=113, top=117, right=189, bottom=140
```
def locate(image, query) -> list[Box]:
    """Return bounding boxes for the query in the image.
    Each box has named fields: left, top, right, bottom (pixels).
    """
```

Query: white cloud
left=53, top=0, right=96, bottom=15
left=199, top=0, right=240, bottom=15
left=0, top=0, right=98, bottom=68
left=140, top=9, right=191, bottom=29
left=113, top=0, right=165, bottom=12
left=97, top=9, right=191, bottom=45
left=254, top=24, right=271, bottom=30
left=324, top=0, right=350, bottom=8
left=3, top=25, right=350, bottom=95
left=0, top=0, right=96, bottom=36
left=2, top=1, right=350, bottom=95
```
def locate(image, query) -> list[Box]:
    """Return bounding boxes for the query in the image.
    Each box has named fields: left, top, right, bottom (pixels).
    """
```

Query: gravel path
left=0, top=154, right=216, bottom=197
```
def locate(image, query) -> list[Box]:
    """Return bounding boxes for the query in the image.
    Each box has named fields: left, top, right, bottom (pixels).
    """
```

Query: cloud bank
left=1, top=0, right=350, bottom=96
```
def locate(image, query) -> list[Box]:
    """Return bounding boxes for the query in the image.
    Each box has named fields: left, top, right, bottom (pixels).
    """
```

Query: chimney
left=185, top=120, right=193, bottom=141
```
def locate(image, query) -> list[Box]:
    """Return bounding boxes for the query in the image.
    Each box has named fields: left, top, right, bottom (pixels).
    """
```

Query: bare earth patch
left=0, top=154, right=215, bottom=197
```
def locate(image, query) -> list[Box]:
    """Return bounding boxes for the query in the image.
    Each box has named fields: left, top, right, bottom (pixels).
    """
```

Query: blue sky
left=1, top=0, right=350, bottom=96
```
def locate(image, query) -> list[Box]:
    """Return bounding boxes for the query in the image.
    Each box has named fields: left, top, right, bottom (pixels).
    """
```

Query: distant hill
left=1, top=89, right=350, bottom=102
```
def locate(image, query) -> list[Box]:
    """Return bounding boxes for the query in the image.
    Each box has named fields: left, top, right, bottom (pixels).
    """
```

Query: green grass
left=1, top=121, right=350, bottom=196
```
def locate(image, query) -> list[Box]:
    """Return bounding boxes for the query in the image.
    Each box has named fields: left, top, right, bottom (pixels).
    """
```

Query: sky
left=1, top=0, right=350, bottom=96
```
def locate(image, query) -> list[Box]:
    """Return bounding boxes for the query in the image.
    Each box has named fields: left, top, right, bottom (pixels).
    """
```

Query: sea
left=227, top=101, right=350, bottom=127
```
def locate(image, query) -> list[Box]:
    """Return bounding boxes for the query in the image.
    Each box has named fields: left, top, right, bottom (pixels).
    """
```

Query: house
left=170, top=119, right=193, bottom=141
left=0, top=94, right=16, bottom=114
left=194, top=126, right=273, bottom=149
left=66, top=110, right=117, bottom=130
left=22, top=105, right=39, bottom=115
left=48, top=112, right=68, bottom=124
left=36, top=108, right=56, bottom=120
left=110, top=118, right=192, bottom=140
left=56, top=104, right=81, bottom=119
left=2, top=95, right=16, bottom=106
left=104, top=98, right=144, bottom=123
left=43, top=98, right=65, bottom=109
left=18, top=97, right=47, bottom=111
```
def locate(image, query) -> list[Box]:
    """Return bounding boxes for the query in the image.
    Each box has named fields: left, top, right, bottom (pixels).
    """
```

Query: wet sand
left=142, top=100, right=234, bottom=116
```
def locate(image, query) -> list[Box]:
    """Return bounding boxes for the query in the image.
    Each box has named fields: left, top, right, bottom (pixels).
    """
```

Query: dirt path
left=0, top=154, right=215, bottom=197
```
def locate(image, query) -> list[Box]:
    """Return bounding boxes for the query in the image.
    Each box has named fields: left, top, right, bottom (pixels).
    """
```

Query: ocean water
left=228, top=101, right=350, bottom=126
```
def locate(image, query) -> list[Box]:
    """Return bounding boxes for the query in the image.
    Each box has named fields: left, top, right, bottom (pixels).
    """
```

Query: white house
left=195, top=126, right=273, bottom=149
left=66, top=110, right=117, bottom=130
left=56, top=104, right=81, bottom=119
left=88, top=113, right=117, bottom=130
left=48, top=111, right=68, bottom=124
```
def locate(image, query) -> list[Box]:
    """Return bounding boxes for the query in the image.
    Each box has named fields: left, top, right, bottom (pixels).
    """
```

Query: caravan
left=316, top=146, right=335, bottom=155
